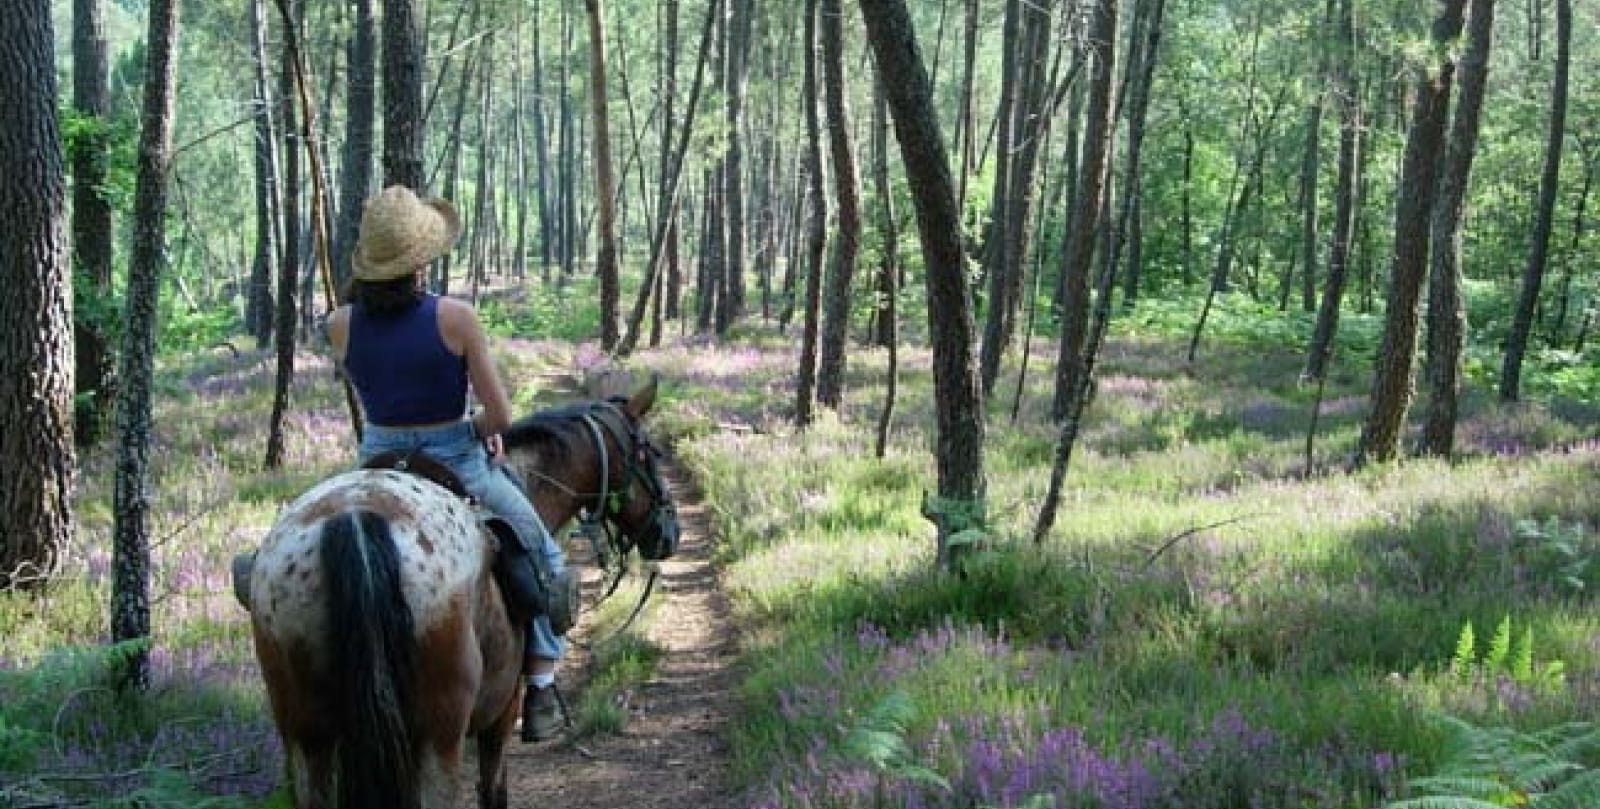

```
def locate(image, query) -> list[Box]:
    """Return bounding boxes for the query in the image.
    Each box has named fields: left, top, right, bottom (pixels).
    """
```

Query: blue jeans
left=358, top=420, right=566, bottom=660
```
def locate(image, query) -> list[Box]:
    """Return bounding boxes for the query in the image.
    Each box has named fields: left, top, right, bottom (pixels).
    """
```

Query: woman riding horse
left=244, top=382, right=675, bottom=809
left=326, top=185, right=569, bottom=742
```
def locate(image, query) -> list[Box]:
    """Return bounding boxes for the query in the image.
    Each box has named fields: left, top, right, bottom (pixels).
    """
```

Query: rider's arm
left=442, top=298, right=513, bottom=437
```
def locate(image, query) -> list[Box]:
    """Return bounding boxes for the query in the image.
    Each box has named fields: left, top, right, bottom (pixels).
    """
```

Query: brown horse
left=245, top=380, right=676, bottom=809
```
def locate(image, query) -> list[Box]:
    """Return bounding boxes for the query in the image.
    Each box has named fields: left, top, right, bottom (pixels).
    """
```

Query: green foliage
left=840, top=690, right=950, bottom=791
left=1382, top=715, right=1600, bottom=809
left=1513, top=518, right=1593, bottom=595
left=1449, top=616, right=1567, bottom=694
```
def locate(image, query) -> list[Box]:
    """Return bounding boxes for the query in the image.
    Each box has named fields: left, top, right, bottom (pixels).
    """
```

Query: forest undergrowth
left=0, top=306, right=1596, bottom=808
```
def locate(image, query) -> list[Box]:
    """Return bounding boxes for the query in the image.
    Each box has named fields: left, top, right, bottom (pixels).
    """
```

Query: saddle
left=362, top=450, right=471, bottom=499
left=361, top=449, right=576, bottom=633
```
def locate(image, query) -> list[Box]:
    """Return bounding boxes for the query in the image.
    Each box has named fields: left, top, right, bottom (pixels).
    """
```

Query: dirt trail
left=493, top=461, right=743, bottom=809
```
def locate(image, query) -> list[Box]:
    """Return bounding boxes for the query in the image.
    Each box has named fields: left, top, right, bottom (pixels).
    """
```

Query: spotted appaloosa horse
left=246, top=380, right=675, bottom=809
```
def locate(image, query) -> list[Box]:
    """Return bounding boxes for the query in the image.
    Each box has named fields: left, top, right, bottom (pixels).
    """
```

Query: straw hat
left=352, top=185, right=463, bottom=281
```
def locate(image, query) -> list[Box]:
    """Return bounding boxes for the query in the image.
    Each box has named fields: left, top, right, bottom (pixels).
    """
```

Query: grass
left=624, top=314, right=1599, bottom=808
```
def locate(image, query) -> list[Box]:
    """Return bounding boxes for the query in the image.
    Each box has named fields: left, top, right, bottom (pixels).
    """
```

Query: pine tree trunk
left=247, top=0, right=279, bottom=349
left=796, top=0, right=828, bottom=428
left=265, top=0, right=302, bottom=471
left=333, top=0, right=375, bottom=293
left=1303, top=0, right=1359, bottom=383
left=859, top=0, right=986, bottom=570
left=113, top=0, right=181, bottom=690
left=1356, top=0, right=1466, bottom=465
left=1053, top=0, right=1119, bottom=421
left=721, top=0, right=753, bottom=328
left=815, top=0, right=862, bottom=409
left=0, top=0, right=75, bottom=590
left=1419, top=0, right=1494, bottom=457
left=381, top=0, right=424, bottom=189
left=1499, top=0, right=1570, bottom=402
left=71, top=0, right=114, bottom=445
left=872, top=87, right=899, bottom=457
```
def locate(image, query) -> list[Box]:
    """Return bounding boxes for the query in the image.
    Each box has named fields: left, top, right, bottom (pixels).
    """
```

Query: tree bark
left=1355, top=0, right=1466, bottom=465
left=1499, top=0, right=1570, bottom=402
left=333, top=0, right=376, bottom=292
left=720, top=0, right=753, bottom=329
left=0, top=0, right=75, bottom=590
left=815, top=0, right=862, bottom=409
left=1116, top=0, right=1167, bottom=313
left=859, top=0, right=986, bottom=570
left=71, top=0, right=114, bottom=445
left=113, top=0, right=180, bottom=690
left=1419, top=0, right=1495, bottom=457
left=584, top=0, right=622, bottom=350
left=265, top=0, right=302, bottom=471
left=247, top=0, right=279, bottom=350
left=795, top=0, right=828, bottom=428
left=381, top=0, right=425, bottom=189
left=1053, top=0, right=1119, bottom=421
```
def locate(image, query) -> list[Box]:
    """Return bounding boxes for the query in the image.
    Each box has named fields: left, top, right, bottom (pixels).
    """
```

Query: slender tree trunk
left=720, top=0, right=753, bottom=329
left=872, top=88, right=899, bottom=458
left=815, top=0, right=862, bottom=409
left=333, top=0, right=375, bottom=293
left=0, top=0, right=75, bottom=590
left=859, top=0, right=986, bottom=570
left=978, top=0, right=1053, bottom=395
left=113, top=0, right=180, bottom=690
left=265, top=0, right=302, bottom=471
left=584, top=0, right=622, bottom=350
left=381, top=0, right=424, bottom=189
left=1419, top=0, right=1495, bottom=457
left=954, top=0, right=978, bottom=213
left=1549, top=141, right=1593, bottom=343
left=71, top=0, right=113, bottom=445
left=531, top=0, right=555, bottom=273
left=1356, top=0, right=1466, bottom=465
left=658, top=0, right=681, bottom=320
left=247, top=0, right=279, bottom=349
left=1115, top=0, right=1167, bottom=311
left=796, top=0, right=828, bottom=428
left=1303, top=0, right=1359, bottom=383
left=1499, top=0, right=1570, bottom=402
left=1295, top=4, right=1330, bottom=316
left=1053, top=0, right=1119, bottom=421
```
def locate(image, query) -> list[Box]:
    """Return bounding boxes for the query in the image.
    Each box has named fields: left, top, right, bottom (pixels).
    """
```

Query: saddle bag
left=487, top=519, right=578, bottom=635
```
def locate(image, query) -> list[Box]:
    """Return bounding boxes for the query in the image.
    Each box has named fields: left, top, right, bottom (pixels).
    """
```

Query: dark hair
left=347, top=275, right=423, bottom=318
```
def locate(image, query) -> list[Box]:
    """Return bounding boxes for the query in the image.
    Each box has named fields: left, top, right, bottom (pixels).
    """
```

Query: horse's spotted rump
left=249, top=470, right=490, bottom=651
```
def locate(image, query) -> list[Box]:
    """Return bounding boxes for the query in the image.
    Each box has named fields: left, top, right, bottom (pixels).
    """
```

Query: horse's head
left=503, top=377, right=680, bottom=561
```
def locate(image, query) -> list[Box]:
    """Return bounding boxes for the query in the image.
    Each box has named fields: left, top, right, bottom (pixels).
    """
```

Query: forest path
left=493, top=458, right=743, bottom=809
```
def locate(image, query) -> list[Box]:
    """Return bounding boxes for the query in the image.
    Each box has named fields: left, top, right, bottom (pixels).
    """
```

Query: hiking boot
left=520, top=685, right=561, bottom=743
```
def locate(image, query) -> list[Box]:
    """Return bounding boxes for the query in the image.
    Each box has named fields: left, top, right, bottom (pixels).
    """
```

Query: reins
left=521, top=401, right=668, bottom=647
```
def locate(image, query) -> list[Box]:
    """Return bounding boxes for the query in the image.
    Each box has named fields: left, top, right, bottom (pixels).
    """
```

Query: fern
left=1513, top=626, right=1536, bottom=683
left=1382, top=716, right=1600, bottom=809
left=1485, top=617, right=1513, bottom=674
left=1453, top=622, right=1477, bottom=681
left=840, top=690, right=950, bottom=791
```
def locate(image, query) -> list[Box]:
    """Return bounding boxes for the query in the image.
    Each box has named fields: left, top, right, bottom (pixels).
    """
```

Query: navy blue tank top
left=345, top=295, right=469, bottom=426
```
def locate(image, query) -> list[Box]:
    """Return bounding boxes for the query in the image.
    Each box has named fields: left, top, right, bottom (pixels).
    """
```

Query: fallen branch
left=1140, top=514, right=1264, bottom=572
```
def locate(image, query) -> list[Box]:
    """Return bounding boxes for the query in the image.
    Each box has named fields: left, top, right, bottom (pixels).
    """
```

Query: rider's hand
left=484, top=433, right=504, bottom=461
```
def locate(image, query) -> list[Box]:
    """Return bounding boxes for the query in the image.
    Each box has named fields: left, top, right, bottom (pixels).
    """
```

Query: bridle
left=573, top=398, right=680, bottom=567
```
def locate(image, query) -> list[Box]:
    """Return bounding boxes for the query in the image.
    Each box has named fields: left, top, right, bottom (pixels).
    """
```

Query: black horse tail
left=320, top=510, right=420, bottom=809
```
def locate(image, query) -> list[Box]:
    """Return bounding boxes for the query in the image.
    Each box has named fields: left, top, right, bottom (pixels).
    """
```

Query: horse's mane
left=501, top=402, right=593, bottom=464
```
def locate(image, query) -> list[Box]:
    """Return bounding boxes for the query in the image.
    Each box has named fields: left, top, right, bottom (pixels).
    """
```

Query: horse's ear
left=624, top=374, right=660, bottom=419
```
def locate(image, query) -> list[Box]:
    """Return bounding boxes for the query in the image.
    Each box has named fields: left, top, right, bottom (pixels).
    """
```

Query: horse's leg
left=417, top=607, right=484, bottom=809
left=284, top=735, right=335, bottom=809
left=475, top=691, right=520, bottom=809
